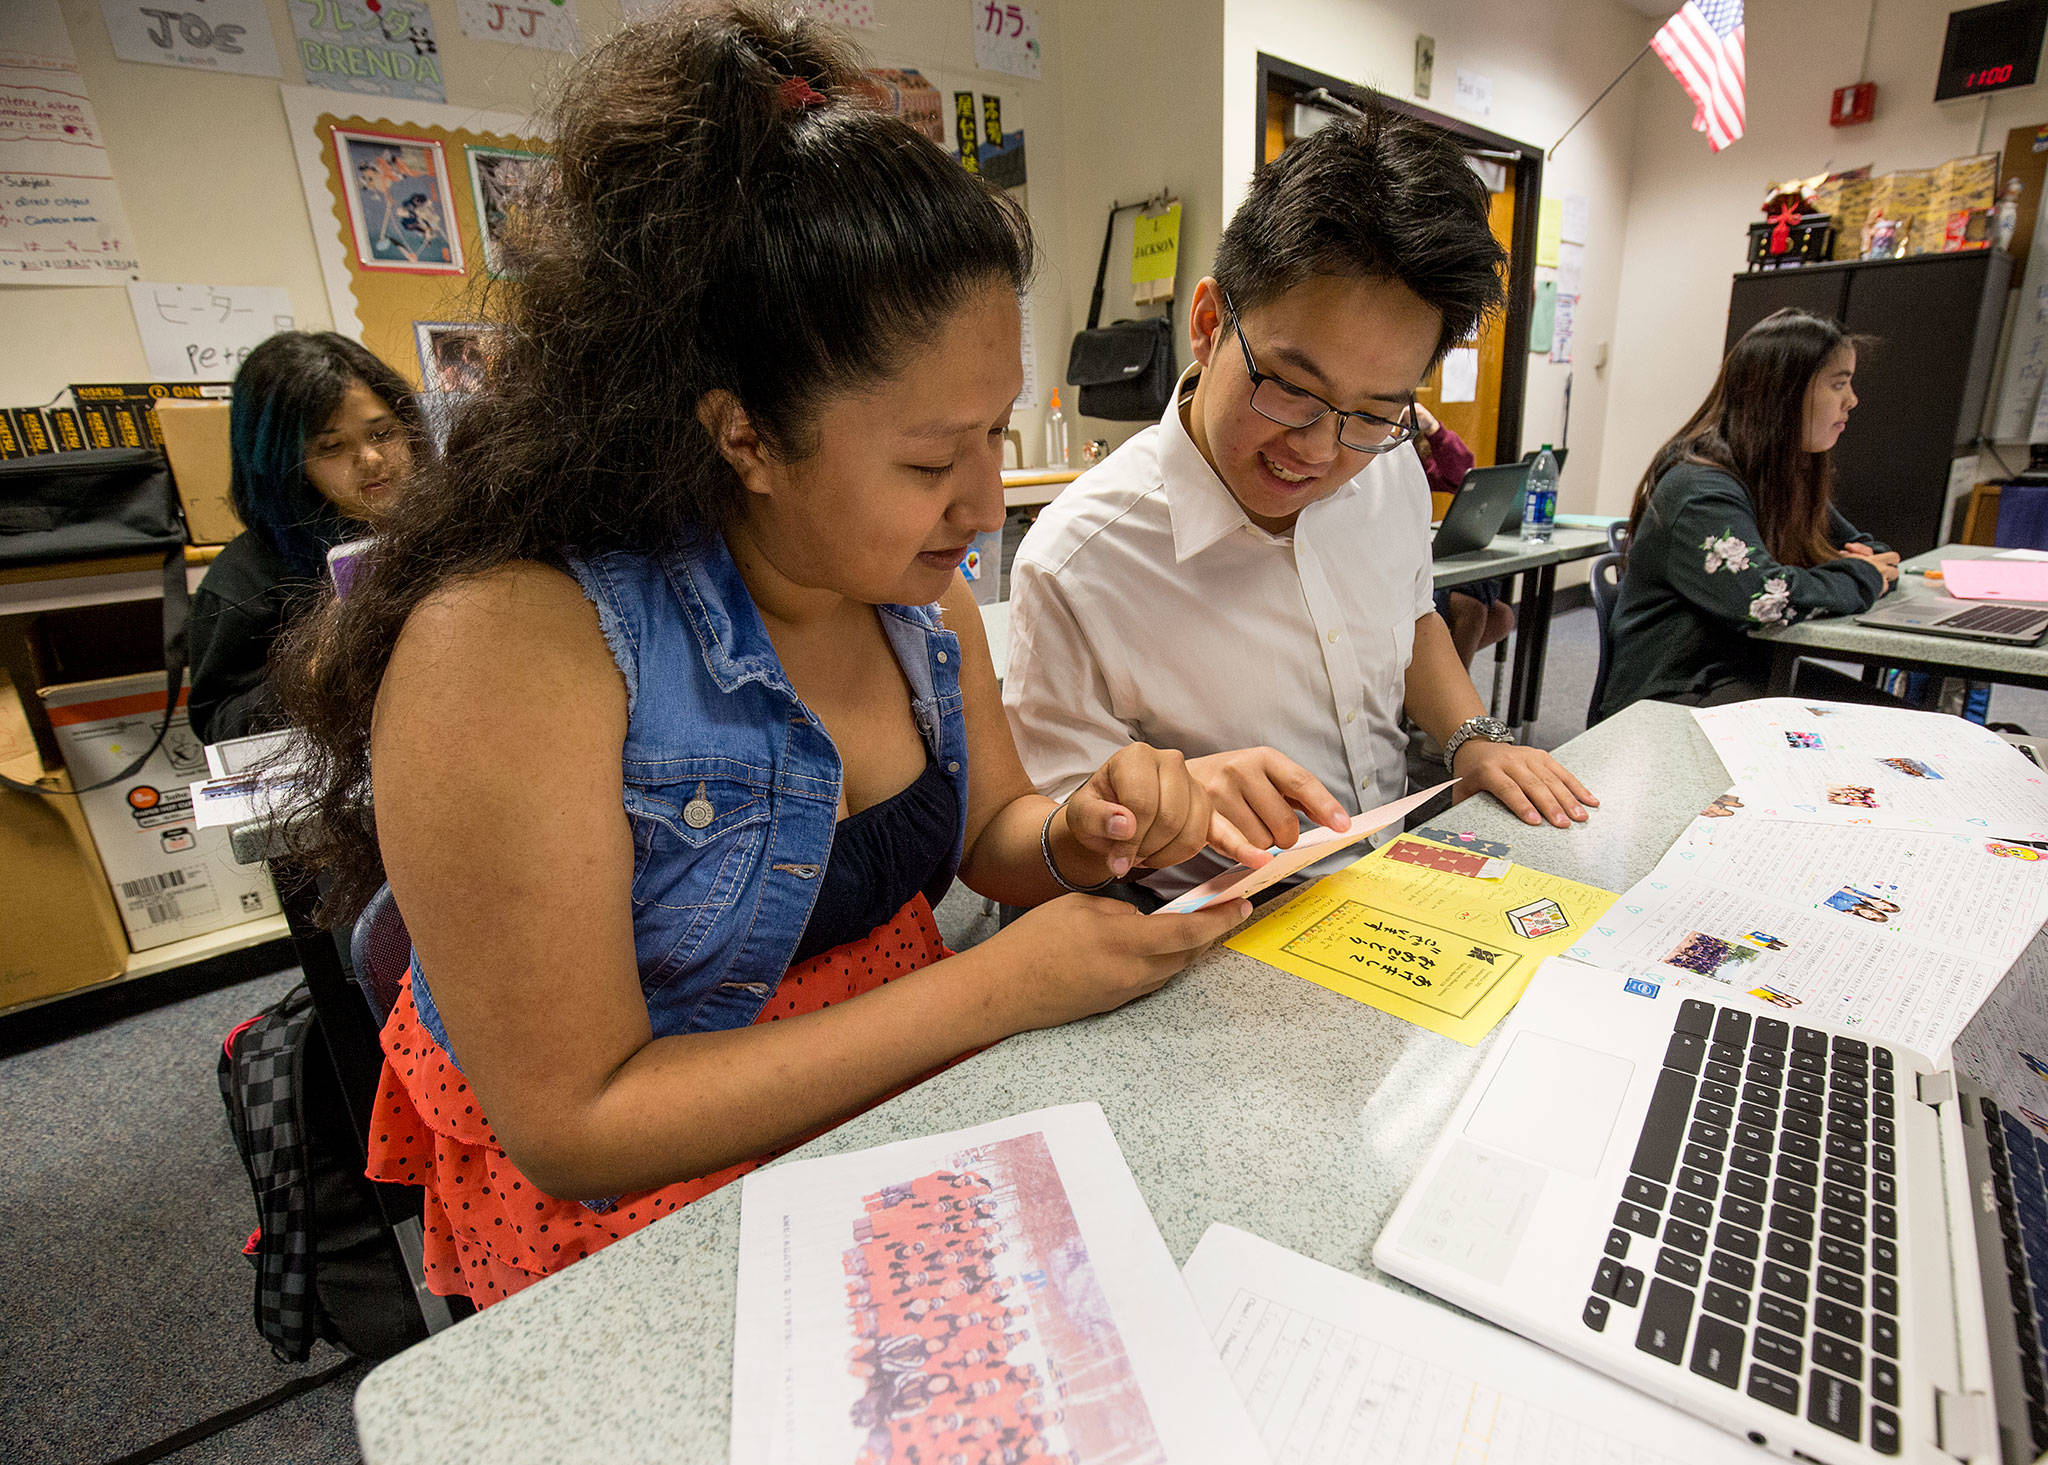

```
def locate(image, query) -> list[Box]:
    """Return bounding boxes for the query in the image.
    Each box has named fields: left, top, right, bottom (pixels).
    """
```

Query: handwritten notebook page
left=1182, top=1224, right=1756, bottom=1465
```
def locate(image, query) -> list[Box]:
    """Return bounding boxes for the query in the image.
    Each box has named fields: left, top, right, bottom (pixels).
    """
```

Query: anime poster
left=333, top=130, right=464, bottom=273
left=412, top=322, right=492, bottom=394
left=464, top=146, right=545, bottom=277
left=733, top=1104, right=1264, bottom=1465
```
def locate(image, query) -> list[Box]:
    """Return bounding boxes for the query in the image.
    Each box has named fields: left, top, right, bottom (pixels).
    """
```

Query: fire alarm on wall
left=1831, top=81, right=1877, bottom=126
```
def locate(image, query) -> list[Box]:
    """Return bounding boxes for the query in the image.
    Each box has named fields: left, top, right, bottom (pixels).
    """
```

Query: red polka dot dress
left=364, top=894, right=952, bottom=1307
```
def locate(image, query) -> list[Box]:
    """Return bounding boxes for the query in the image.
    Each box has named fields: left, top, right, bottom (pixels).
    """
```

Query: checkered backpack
left=218, top=983, right=426, bottom=1362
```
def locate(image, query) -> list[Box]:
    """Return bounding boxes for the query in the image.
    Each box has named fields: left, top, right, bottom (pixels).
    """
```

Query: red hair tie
left=779, top=75, right=827, bottom=110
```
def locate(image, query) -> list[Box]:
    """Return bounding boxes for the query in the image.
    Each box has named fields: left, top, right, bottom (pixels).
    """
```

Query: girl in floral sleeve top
left=1597, top=309, right=1899, bottom=718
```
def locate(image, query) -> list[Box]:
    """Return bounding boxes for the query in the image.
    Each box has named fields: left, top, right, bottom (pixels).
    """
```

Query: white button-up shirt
left=1004, top=374, right=1435, bottom=897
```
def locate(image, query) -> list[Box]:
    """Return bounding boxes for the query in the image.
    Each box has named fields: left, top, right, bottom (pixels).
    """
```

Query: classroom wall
left=0, top=0, right=570, bottom=406
left=1050, top=0, right=1225, bottom=454
left=0, top=0, right=1075, bottom=457
left=1218, top=0, right=1657, bottom=514
left=1600, top=0, right=2048, bottom=517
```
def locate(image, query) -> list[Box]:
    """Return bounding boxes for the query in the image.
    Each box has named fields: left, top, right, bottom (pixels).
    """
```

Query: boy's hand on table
left=1186, top=746, right=1351, bottom=858
left=1452, top=739, right=1598, bottom=828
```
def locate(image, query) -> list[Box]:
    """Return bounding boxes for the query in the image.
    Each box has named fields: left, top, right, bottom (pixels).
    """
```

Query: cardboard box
left=1864, top=168, right=1935, bottom=254
left=40, top=673, right=279, bottom=951
left=154, top=398, right=244, bottom=545
left=0, top=678, right=130, bottom=1010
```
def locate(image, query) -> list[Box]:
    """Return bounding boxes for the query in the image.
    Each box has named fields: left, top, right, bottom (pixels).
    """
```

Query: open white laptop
left=1376, top=953, right=2048, bottom=1465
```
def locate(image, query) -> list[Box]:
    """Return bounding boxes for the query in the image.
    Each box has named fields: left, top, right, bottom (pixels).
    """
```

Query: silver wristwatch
left=1443, top=715, right=1514, bottom=774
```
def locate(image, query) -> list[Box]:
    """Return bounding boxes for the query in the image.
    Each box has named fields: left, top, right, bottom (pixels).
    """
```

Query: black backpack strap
left=97, top=1357, right=360, bottom=1465
left=1088, top=200, right=1155, bottom=332
left=0, top=542, right=190, bottom=797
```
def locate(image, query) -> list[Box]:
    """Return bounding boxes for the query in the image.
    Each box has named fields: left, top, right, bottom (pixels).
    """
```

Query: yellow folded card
left=1228, top=834, right=1617, bottom=1045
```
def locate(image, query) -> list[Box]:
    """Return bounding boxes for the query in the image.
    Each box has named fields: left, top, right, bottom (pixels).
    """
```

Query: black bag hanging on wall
left=1064, top=203, right=1177, bottom=422
left=0, top=447, right=189, bottom=795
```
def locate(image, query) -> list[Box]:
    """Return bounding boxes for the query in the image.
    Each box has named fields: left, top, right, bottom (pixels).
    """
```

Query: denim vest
left=408, top=536, right=971, bottom=1066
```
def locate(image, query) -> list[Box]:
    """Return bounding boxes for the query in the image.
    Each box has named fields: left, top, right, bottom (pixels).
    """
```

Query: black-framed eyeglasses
left=1222, top=290, right=1420, bottom=455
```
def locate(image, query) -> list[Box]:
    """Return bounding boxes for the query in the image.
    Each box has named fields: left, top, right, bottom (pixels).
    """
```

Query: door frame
left=1253, top=52, right=1543, bottom=461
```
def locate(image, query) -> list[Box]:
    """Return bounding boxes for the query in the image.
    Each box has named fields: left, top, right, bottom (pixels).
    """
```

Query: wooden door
left=1415, top=174, right=1515, bottom=486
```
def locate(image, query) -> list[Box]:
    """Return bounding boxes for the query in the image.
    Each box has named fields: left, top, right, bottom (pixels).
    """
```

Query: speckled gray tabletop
left=353, top=699, right=1729, bottom=1464
left=1753, top=542, right=2048, bottom=687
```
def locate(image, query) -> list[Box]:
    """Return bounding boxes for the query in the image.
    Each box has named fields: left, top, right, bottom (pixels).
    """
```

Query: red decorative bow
left=1768, top=200, right=1801, bottom=255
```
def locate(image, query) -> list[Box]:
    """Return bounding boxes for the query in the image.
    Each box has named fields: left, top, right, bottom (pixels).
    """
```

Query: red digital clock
left=1936, top=0, right=2047, bottom=101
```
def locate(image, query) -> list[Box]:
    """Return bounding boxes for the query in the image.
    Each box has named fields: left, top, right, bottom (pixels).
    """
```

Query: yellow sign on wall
left=1131, top=202, right=1180, bottom=305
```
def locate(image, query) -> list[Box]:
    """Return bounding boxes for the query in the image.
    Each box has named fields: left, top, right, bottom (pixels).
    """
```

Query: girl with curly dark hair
left=270, top=2, right=1275, bottom=1304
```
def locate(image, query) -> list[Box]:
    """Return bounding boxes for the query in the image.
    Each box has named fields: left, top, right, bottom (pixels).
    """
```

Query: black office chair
left=1606, top=519, right=1631, bottom=557
left=1586, top=552, right=1624, bottom=726
left=268, top=864, right=461, bottom=1336
left=349, top=881, right=412, bottom=1026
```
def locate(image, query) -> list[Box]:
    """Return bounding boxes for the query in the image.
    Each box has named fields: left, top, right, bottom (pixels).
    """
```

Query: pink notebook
left=1939, top=558, right=2048, bottom=602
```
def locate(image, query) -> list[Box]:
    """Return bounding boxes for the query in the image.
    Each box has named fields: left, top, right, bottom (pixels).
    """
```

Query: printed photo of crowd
left=839, top=1132, right=1166, bottom=1465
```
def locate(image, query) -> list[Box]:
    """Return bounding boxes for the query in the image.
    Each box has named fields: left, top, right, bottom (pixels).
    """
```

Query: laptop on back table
left=1434, top=462, right=1532, bottom=560
left=1857, top=595, right=2048, bottom=647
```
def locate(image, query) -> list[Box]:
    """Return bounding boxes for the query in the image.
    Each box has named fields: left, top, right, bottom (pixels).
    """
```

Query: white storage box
left=41, top=675, right=280, bottom=951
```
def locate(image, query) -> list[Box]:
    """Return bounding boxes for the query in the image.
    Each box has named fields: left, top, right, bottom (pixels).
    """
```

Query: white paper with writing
left=969, top=0, right=1040, bottom=79
left=1692, top=696, right=2048, bottom=838
left=1568, top=810, right=2048, bottom=1052
left=0, top=3, right=139, bottom=284
left=1184, top=1224, right=1756, bottom=1465
left=1439, top=347, right=1478, bottom=403
left=456, top=0, right=579, bottom=53
left=127, top=282, right=294, bottom=381
left=99, top=0, right=281, bottom=77
left=1454, top=68, right=1492, bottom=116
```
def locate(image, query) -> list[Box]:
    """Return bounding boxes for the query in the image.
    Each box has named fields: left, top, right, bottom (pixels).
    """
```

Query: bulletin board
left=279, top=85, right=543, bottom=391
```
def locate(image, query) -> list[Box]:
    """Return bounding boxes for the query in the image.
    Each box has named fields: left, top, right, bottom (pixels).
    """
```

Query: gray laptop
left=1378, top=948, right=2048, bottom=1464
left=1857, top=594, right=2048, bottom=646
left=1433, top=462, right=1531, bottom=560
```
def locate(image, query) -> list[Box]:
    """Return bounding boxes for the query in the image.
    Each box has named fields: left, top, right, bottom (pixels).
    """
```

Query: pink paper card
left=1152, top=780, right=1457, bottom=914
left=1938, top=558, right=2048, bottom=602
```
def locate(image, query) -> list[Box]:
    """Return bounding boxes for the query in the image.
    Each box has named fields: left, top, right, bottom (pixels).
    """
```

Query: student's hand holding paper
left=1053, top=742, right=1268, bottom=883
left=1186, top=746, right=1352, bottom=852
left=988, top=894, right=1254, bottom=1030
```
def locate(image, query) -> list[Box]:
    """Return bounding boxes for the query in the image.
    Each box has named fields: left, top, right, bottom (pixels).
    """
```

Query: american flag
left=1651, top=0, right=1746, bottom=152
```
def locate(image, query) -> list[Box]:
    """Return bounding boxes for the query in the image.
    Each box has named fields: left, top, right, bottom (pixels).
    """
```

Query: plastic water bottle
left=1521, top=445, right=1558, bottom=544
left=1044, top=390, right=1070, bottom=469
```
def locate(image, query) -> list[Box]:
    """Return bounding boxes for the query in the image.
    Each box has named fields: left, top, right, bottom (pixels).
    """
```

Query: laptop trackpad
left=1464, top=1031, right=1635, bottom=1178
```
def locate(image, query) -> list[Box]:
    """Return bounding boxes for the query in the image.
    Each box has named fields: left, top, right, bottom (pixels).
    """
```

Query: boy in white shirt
left=1004, top=106, right=1596, bottom=899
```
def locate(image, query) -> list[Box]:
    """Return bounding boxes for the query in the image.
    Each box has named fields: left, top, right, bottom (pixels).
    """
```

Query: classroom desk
left=352, top=698, right=1727, bottom=1464
left=1752, top=543, right=2048, bottom=695
left=1432, top=525, right=1609, bottom=733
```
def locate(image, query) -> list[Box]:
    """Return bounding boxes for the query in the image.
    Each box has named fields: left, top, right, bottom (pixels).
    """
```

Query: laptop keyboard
left=1937, top=603, right=2048, bottom=637
left=1582, top=1000, right=1903, bottom=1453
left=1981, top=1095, right=2048, bottom=1451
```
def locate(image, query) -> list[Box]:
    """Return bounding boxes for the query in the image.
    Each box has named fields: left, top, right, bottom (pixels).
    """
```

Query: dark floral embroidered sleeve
left=1654, top=476, right=1885, bottom=631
